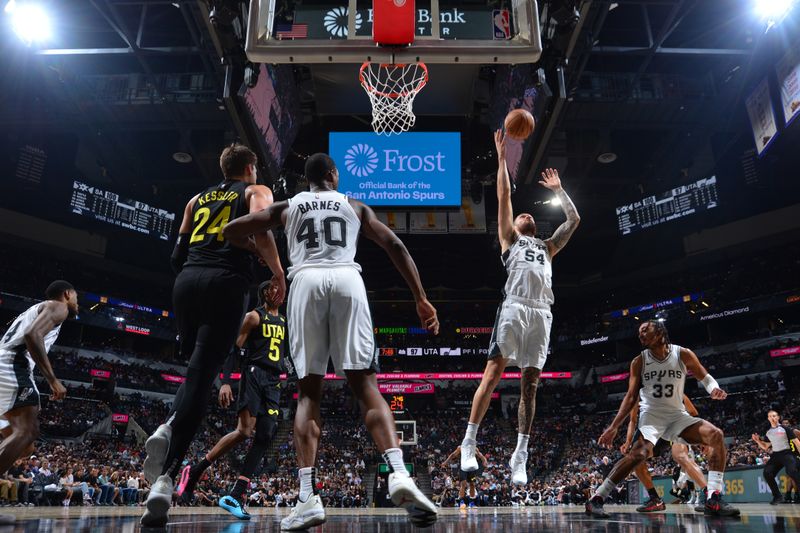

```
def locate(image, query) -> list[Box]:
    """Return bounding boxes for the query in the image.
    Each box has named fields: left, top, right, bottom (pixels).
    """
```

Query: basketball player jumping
left=442, top=445, right=488, bottom=508
left=586, top=321, right=739, bottom=518
left=623, top=395, right=708, bottom=512
left=224, top=153, right=439, bottom=530
left=176, top=278, right=288, bottom=520
left=0, top=281, right=75, bottom=524
left=751, top=410, right=800, bottom=505
left=141, top=144, right=285, bottom=527
left=460, top=130, right=580, bottom=485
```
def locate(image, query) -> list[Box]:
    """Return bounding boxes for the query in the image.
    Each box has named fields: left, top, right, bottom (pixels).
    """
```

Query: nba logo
left=493, top=9, right=511, bottom=40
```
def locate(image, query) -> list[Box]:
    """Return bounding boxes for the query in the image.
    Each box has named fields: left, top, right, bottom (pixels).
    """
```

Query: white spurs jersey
left=285, top=191, right=362, bottom=279
left=501, top=236, right=554, bottom=305
left=0, top=302, right=62, bottom=368
left=639, top=344, right=687, bottom=415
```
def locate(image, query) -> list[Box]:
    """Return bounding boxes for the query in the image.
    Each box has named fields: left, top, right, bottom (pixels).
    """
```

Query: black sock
left=648, top=487, right=659, bottom=500
left=230, top=478, right=249, bottom=501
left=195, top=457, right=212, bottom=474
left=163, top=366, right=219, bottom=479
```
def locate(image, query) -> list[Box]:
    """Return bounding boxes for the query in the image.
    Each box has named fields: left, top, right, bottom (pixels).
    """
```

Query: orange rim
left=359, top=62, right=428, bottom=99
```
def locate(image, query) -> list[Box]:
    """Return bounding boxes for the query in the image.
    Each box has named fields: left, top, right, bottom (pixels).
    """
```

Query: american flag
left=275, top=23, right=308, bottom=39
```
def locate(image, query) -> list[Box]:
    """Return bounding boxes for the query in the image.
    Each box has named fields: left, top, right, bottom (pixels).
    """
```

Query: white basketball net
left=359, top=62, right=428, bottom=135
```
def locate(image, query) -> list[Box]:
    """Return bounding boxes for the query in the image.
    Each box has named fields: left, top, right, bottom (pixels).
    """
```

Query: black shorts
left=237, top=365, right=282, bottom=418
left=173, top=267, right=249, bottom=368
left=460, top=466, right=482, bottom=482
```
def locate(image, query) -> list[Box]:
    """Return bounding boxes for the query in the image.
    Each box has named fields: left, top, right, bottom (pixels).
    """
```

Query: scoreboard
left=616, top=176, right=718, bottom=236
left=70, top=180, right=175, bottom=241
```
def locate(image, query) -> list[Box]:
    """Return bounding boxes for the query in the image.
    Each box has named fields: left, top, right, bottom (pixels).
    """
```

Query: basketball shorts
left=460, top=466, right=482, bottom=482
left=173, top=267, right=249, bottom=368
left=488, top=296, right=552, bottom=370
left=637, top=410, right=702, bottom=446
left=0, top=351, right=40, bottom=417
left=287, top=266, right=377, bottom=379
left=237, top=365, right=282, bottom=418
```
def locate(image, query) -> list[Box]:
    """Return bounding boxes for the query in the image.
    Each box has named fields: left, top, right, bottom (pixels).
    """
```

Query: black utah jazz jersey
left=184, top=180, right=252, bottom=275
left=244, top=309, right=288, bottom=374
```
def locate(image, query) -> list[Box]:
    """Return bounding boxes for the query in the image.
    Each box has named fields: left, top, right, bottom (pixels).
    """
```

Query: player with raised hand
left=459, top=129, right=580, bottom=486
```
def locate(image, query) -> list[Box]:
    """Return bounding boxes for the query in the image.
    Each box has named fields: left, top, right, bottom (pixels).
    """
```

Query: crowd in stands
left=48, top=349, right=184, bottom=395
left=13, top=360, right=791, bottom=509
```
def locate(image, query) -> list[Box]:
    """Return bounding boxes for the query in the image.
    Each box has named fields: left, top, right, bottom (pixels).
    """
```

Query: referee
left=751, top=410, right=800, bottom=505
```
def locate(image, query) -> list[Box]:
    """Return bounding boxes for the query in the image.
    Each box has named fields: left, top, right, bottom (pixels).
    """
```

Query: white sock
left=298, top=467, right=314, bottom=502
left=383, top=448, right=407, bottom=476
left=707, top=471, right=724, bottom=494
left=594, top=478, right=615, bottom=499
left=463, top=422, right=479, bottom=443
left=514, top=433, right=530, bottom=456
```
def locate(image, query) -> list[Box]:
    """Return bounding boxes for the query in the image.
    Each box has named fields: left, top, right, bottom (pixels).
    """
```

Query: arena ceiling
left=0, top=0, right=797, bottom=302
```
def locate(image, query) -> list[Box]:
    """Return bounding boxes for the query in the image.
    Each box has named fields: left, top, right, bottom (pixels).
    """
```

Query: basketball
left=504, top=109, right=535, bottom=140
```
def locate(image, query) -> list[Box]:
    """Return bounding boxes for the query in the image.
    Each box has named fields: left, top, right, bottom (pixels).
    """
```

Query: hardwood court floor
left=0, top=503, right=798, bottom=532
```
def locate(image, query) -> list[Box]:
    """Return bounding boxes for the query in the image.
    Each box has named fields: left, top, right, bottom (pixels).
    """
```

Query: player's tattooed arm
left=495, top=130, right=516, bottom=252
left=24, top=301, right=69, bottom=400
left=540, top=169, right=580, bottom=258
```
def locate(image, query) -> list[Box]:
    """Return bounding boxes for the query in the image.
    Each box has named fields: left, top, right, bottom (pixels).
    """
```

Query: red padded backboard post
left=373, top=0, right=415, bottom=46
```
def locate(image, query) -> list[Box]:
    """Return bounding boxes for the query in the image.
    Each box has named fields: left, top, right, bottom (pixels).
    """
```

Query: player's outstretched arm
left=223, top=201, right=289, bottom=242
left=622, top=397, right=640, bottom=453
left=246, top=185, right=286, bottom=303
left=680, top=347, right=726, bottom=400
left=355, top=201, right=439, bottom=334
left=599, top=356, right=643, bottom=449
left=540, top=169, right=580, bottom=258
left=24, top=301, right=69, bottom=400
left=495, top=130, right=516, bottom=252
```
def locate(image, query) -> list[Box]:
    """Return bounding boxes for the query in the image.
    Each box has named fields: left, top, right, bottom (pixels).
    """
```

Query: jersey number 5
left=296, top=217, right=347, bottom=249
left=268, top=338, right=281, bottom=362
left=190, top=206, right=231, bottom=243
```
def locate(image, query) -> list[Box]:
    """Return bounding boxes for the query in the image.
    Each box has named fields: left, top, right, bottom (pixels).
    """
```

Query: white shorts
left=287, top=266, right=376, bottom=379
left=0, top=354, right=40, bottom=418
left=637, top=410, right=702, bottom=446
left=488, top=296, right=552, bottom=370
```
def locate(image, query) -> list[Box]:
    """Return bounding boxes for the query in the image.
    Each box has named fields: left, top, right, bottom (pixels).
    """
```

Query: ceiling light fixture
left=8, top=2, right=52, bottom=45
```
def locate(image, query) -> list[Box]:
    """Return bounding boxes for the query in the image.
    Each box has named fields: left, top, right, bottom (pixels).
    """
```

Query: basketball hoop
left=359, top=62, right=428, bottom=135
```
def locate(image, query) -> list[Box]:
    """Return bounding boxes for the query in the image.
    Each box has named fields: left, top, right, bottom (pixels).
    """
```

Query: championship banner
left=376, top=212, right=408, bottom=233
left=409, top=212, right=448, bottom=233
left=90, top=369, right=111, bottom=379
left=746, top=78, right=779, bottom=155
left=378, top=382, right=435, bottom=394
left=448, top=197, right=487, bottom=234
left=777, top=43, right=800, bottom=126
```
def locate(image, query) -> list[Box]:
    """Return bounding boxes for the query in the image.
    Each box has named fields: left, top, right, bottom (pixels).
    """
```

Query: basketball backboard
left=245, top=0, right=542, bottom=64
